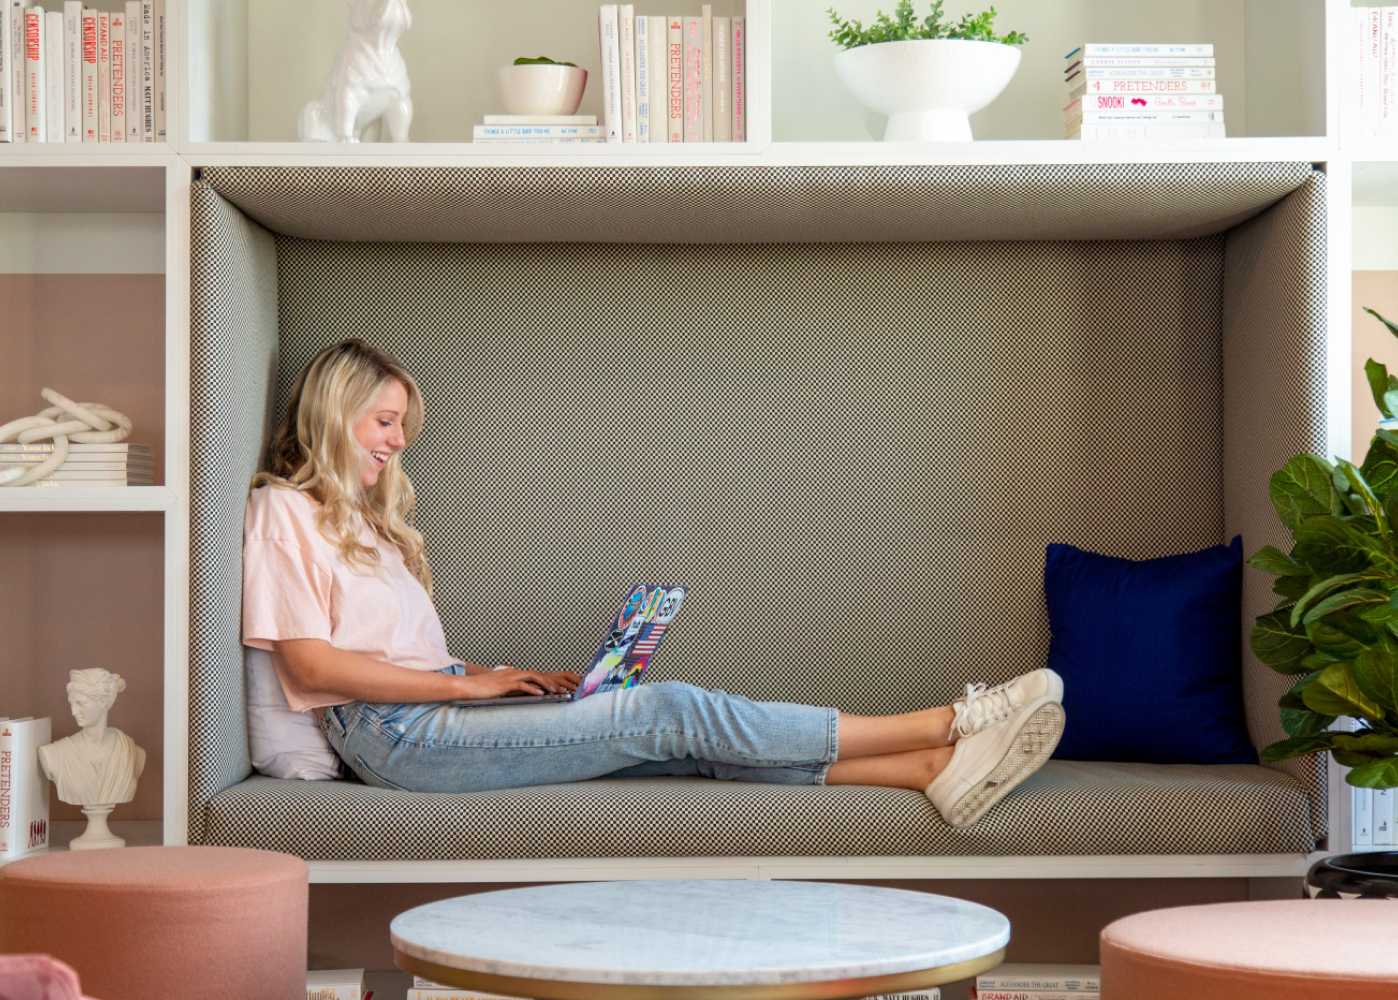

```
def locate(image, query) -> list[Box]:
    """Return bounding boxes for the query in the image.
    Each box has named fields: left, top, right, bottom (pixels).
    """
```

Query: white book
left=0, top=442, right=153, bottom=453
left=63, top=0, right=79, bottom=139
left=411, top=976, right=522, bottom=994
left=32, top=469, right=156, bottom=481
left=123, top=1, right=139, bottom=141
left=109, top=8, right=124, bottom=141
left=1068, top=56, right=1215, bottom=68
left=731, top=16, right=745, bottom=141
left=1068, top=43, right=1213, bottom=58
left=1066, top=93, right=1223, bottom=112
left=153, top=0, right=162, bottom=140
left=482, top=114, right=597, bottom=125
left=80, top=7, right=95, bottom=141
left=1376, top=788, right=1396, bottom=846
left=1382, top=8, right=1398, bottom=136
left=647, top=16, right=666, bottom=141
left=701, top=3, right=713, bottom=141
left=712, top=15, right=730, bottom=141
left=305, top=967, right=363, bottom=1000
left=1355, top=785, right=1374, bottom=847
left=1068, top=78, right=1216, bottom=96
left=598, top=4, right=620, bottom=142
left=1072, top=122, right=1227, bottom=140
left=666, top=16, right=683, bottom=142
left=22, top=5, right=40, bottom=141
left=977, top=963, right=1100, bottom=993
left=406, top=991, right=520, bottom=1000
left=8, top=1, right=22, bottom=142
left=44, top=10, right=62, bottom=141
left=139, top=0, right=152, bottom=141
left=634, top=11, right=649, bottom=142
left=473, top=124, right=603, bottom=138
left=682, top=15, right=701, bottom=141
left=618, top=3, right=636, bottom=142
left=1069, top=111, right=1226, bottom=125
left=0, top=0, right=10, bottom=141
left=96, top=10, right=108, bottom=141
left=1, top=717, right=51, bottom=860
left=1070, top=66, right=1215, bottom=80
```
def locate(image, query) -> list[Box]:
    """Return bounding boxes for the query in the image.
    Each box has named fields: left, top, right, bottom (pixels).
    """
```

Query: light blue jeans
left=319, top=665, right=840, bottom=793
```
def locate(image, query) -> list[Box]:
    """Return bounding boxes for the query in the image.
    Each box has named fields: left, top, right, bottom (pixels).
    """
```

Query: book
left=976, top=992, right=1098, bottom=1000
left=1375, top=787, right=1395, bottom=846
left=1066, top=43, right=1213, bottom=58
left=618, top=3, right=636, bottom=142
left=473, top=125, right=604, bottom=138
left=700, top=3, right=713, bottom=141
left=469, top=136, right=604, bottom=143
left=8, top=2, right=23, bottom=142
left=305, top=967, right=363, bottom=1000
left=1065, top=56, right=1215, bottom=69
left=110, top=7, right=124, bottom=141
left=1067, top=78, right=1216, bottom=95
left=80, top=6, right=96, bottom=141
left=22, top=5, right=40, bottom=141
left=731, top=15, right=745, bottom=141
left=1068, top=66, right=1215, bottom=80
left=153, top=0, right=162, bottom=140
left=1, top=717, right=51, bottom=860
left=406, top=992, right=515, bottom=1000
left=63, top=0, right=79, bottom=140
left=97, top=10, right=108, bottom=141
left=683, top=15, right=701, bottom=141
left=598, top=4, right=620, bottom=142
left=0, top=443, right=153, bottom=454
left=0, top=0, right=10, bottom=142
left=1356, top=785, right=1374, bottom=846
left=976, top=964, right=1100, bottom=993
left=647, top=15, right=666, bottom=141
left=1070, top=122, right=1226, bottom=140
left=139, top=0, right=152, bottom=141
left=666, top=16, right=683, bottom=142
left=43, top=10, right=62, bottom=141
left=32, top=473, right=156, bottom=484
left=1064, top=93, right=1223, bottom=113
left=712, top=14, right=730, bottom=141
left=634, top=10, right=649, bottom=142
left=1, top=462, right=155, bottom=473
left=123, top=0, right=137, bottom=140
left=482, top=114, right=597, bottom=125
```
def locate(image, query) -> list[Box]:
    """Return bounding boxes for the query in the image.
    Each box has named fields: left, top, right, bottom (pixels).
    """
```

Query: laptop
left=452, top=584, right=686, bottom=707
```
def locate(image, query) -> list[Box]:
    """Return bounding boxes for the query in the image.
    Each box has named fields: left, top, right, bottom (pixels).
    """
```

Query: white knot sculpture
left=0, top=388, right=132, bottom=487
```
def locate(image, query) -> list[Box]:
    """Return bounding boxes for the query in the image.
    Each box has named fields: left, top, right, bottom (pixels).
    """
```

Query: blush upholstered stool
left=1101, top=900, right=1398, bottom=1000
left=0, top=846, right=308, bottom=1000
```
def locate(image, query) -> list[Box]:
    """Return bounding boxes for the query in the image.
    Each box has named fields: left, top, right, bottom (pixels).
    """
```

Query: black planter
left=1306, top=852, right=1398, bottom=899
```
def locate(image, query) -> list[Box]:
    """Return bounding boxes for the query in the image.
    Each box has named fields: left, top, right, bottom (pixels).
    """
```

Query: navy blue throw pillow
left=1046, top=536, right=1257, bottom=765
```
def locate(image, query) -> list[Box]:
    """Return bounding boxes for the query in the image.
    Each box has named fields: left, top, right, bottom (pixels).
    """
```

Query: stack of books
left=973, top=963, right=1100, bottom=1000
left=305, top=968, right=367, bottom=1000
left=1352, top=7, right=1398, bottom=139
left=0, top=716, right=51, bottom=861
left=472, top=113, right=604, bottom=144
left=597, top=3, right=746, bottom=143
left=0, top=1, right=167, bottom=144
left=1351, top=784, right=1396, bottom=849
left=1063, top=43, right=1223, bottom=140
left=0, top=442, right=154, bottom=487
left=407, top=977, right=517, bottom=999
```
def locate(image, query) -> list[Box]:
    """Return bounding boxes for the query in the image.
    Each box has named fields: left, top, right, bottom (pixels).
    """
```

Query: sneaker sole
left=945, top=700, right=1065, bottom=828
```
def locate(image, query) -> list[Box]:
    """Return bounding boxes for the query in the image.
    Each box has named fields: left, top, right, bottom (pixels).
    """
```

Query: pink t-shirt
left=241, top=484, right=452, bottom=712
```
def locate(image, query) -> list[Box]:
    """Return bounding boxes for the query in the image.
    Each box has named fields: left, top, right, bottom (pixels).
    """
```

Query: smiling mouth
left=370, top=450, right=390, bottom=468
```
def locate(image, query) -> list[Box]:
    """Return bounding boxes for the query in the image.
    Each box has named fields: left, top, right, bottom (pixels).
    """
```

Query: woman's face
left=68, top=690, right=107, bottom=728
left=352, top=379, right=409, bottom=488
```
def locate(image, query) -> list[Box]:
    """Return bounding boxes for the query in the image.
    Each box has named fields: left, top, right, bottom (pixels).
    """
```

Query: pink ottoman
left=0, top=846, right=308, bottom=1000
left=1101, top=900, right=1398, bottom=1000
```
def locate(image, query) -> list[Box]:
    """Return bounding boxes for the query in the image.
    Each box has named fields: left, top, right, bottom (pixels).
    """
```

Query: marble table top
left=391, top=879, right=1009, bottom=994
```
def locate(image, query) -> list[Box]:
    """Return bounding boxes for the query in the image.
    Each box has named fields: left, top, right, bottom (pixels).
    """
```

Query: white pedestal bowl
left=833, top=38, right=1022, bottom=142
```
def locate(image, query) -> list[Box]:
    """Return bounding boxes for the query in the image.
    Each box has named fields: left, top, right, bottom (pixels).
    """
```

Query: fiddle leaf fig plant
left=1250, top=307, right=1398, bottom=787
left=827, top=0, right=1027, bottom=50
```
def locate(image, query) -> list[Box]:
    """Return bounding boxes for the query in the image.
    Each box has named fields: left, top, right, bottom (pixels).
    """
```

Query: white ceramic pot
left=497, top=64, right=588, bottom=117
left=833, top=38, right=1021, bottom=142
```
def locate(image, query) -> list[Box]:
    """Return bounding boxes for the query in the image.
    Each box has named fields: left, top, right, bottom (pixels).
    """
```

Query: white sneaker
left=950, top=668, right=1064, bottom=740
left=926, top=697, right=1065, bottom=829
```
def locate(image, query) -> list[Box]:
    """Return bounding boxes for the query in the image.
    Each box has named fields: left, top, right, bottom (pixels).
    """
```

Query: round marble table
left=390, top=879, right=1010, bottom=999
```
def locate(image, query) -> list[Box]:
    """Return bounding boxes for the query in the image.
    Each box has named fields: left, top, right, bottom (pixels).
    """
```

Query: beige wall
left=1353, top=272, right=1398, bottom=465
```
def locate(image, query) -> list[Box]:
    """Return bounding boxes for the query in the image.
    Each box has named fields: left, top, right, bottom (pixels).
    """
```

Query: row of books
left=0, top=442, right=154, bottom=486
left=0, top=716, right=51, bottom=861
left=1063, top=43, right=1224, bottom=141
left=1352, top=7, right=1398, bottom=139
left=1352, top=785, right=1396, bottom=847
left=0, top=1, right=166, bottom=144
left=973, top=964, right=1100, bottom=1000
left=599, top=4, right=745, bottom=143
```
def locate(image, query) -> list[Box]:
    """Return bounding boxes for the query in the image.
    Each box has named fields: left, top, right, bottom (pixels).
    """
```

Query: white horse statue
left=298, top=0, right=414, bottom=143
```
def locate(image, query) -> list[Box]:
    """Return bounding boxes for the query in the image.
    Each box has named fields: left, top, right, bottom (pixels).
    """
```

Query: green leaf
left=1337, top=458, right=1391, bottom=537
left=1364, top=306, right=1398, bottom=344
left=1250, top=612, right=1313, bottom=674
left=1301, top=663, right=1386, bottom=722
left=1279, top=670, right=1325, bottom=710
left=1260, top=732, right=1338, bottom=762
left=1360, top=434, right=1398, bottom=495
left=512, top=55, right=578, bottom=66
left=1335, top=730, right=1398, bottom=754
left=1306, top=619, right=1365, bottom=660
left=1292, top=517, right=1376, bottom=576
left=1282, top=707, right=1335, bottom=737
left=1359, top=603, right=1398, bottom=625
left=1352, top=641, right=1398, bottom=715
left=1345, top=757, right=1398, bottom=788
left=1248, top=546, right=1306, bottom=577
left=1272, top=575, right=1309, bottom=602
left=1302, top=587, right=1390, bottom=626
left=1300, top=649, right=1342, bottom=670
left=1335, top=749, right=1384, bottom=768
left=1366, top=358, right=1393, bottom=418
left=1291, top=572, right=1387, bottom=627
left=1270, top=455, right=1342, bottom=532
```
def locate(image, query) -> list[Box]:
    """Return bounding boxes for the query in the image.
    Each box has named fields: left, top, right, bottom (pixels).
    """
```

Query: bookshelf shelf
left=0, top=487, right=174, bottom=512
left=0, top=821, right=164, bottom=869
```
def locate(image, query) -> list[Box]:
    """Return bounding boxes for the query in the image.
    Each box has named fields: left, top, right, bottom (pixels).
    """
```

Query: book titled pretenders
left=1069, top=77, right=1216, bottom=95
left=1, top=717, right=52, bottom=860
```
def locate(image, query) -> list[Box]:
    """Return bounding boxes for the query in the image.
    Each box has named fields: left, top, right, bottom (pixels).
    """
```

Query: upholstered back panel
left=188, top=183, right=281, bottom=844
left=1224, top=173, right=1331, bottom=841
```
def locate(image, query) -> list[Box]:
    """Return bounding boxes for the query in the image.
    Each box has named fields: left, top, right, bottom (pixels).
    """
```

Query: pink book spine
left=109, top=10, right=125, bottom=141
left=666, top=17, right=683, bottom=142
left=1066, top=93, right=1223, bottom=112
left=23, top=6, right=40, bottom=140
left=1077, top=77, right=1215, bottom=94
left=81, top=8, right=97, bottom=141
left=683, top=16, right=702, bottom=141
left=731, top=16, right=745, bottom=142
left=97, top=11, right=109, bottom=142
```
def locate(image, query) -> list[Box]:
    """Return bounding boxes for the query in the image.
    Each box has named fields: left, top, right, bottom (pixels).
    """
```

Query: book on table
left=1, top=716, right=52, bottom=860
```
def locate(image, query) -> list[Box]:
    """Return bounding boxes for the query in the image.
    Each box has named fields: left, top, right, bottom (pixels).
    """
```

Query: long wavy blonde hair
left=250, top=339, right=433, bottom=595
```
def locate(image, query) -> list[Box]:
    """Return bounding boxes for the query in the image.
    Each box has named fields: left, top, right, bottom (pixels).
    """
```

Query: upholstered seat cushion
left=203, top=761, right=1315, bottom=860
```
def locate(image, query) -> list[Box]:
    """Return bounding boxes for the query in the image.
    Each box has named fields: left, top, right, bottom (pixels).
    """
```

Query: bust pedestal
left=70, top=805, right=124, bottom=851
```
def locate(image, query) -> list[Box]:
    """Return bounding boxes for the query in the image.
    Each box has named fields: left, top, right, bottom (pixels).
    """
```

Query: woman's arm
left=274, top=639, right=578, bottom=704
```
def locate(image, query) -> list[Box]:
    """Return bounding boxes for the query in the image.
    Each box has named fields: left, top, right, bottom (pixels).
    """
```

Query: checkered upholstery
left=188, top=164, right=1328, bottom=859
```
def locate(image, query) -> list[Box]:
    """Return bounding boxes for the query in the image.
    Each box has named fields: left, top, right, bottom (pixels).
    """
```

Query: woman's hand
left=456, top=668, right=581, bottom=701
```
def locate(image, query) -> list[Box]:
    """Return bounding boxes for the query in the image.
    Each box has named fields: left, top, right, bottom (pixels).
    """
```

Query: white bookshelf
left=0, top=0, right=1389, bottom=870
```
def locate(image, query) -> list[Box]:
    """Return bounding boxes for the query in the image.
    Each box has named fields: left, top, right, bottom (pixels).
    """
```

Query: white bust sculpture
left=38, top=668, right=146, bottom=850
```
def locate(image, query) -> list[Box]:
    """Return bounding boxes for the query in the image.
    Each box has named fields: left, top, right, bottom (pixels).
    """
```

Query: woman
left=241, top=340, right=1065, bottom=828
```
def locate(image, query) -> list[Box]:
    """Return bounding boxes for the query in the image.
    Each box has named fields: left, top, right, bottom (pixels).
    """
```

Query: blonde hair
left=250, top=339, right=434, bottom=595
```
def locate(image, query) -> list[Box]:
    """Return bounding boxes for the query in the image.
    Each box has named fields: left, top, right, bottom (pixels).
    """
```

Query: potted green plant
left=827, top=0, right=1027, bottom=142
left=1251, top=306, right=1398, bottom=893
